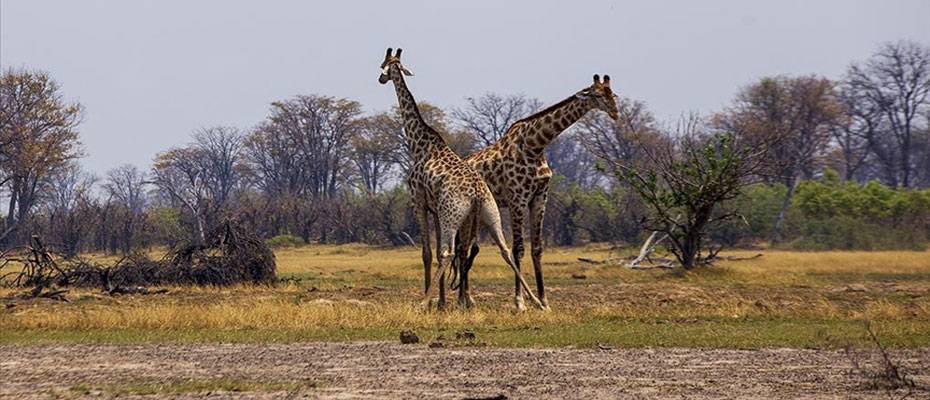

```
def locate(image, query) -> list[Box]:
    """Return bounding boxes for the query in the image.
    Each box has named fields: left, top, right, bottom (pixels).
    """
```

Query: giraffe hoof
left=514, top=297, right=527, bottom=313
left=458, top=296, right=476, bottom=310
left=419, top=299, right=433, bottom=312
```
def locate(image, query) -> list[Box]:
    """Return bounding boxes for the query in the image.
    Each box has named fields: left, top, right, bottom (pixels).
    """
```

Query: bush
left=786, top=216, right=927, bottom=251
left=265, top=234, right=305, bottom=248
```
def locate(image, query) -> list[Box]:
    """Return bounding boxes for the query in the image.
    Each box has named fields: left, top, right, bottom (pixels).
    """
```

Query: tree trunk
left=770, top=174, right=799, bottom=244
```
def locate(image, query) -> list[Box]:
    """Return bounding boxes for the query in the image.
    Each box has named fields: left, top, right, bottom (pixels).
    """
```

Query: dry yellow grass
left=2, top=244, right=928, bottom=348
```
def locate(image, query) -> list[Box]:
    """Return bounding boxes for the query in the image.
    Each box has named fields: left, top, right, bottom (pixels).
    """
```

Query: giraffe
left=377, top=48, right=544, bottom=310
left=454, top=75, right=619, bottom=310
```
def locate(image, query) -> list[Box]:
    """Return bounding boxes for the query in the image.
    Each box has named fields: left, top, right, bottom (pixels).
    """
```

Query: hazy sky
left=2, top=1, right=928, bottom=174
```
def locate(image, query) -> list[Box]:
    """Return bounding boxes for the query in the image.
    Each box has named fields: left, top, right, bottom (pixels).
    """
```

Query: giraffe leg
left=421, top=217, right=461, bottom=312
left=416, top=204, right=431, bottom=294
left=433, top=212, right=446, bottom=310
left=509, top=206, right=528, bottom=311
left=530, top=190, right=551, bottom=310
left=478, top=199, right=544, bottom=311
left=456, top=211, right=479, bottom=309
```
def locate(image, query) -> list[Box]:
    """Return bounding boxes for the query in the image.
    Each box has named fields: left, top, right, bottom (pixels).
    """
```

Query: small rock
left=571, top=272, right=587, bottom=280
left=456, top=329, right=477, bottom=340
left=399, top=330, right=419, bottom=344
left=428, top=341, right=445, bottom=348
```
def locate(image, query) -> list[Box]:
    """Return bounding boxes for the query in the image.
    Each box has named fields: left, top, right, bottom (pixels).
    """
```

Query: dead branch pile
left=1, top=222, right=276, bottom=298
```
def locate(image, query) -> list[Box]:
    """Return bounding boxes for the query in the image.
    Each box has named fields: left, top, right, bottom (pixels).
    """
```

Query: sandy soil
left=1, top=342, right=928, bottom=399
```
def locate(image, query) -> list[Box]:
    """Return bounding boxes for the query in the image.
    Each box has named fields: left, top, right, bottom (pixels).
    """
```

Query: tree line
left=2, top=40, right=928, bottom=255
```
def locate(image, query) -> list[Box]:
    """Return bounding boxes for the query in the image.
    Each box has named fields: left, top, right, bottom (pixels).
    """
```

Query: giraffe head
left=579, top=74, right=619, bottom=121
left=378, top=47, right=414, bottom=84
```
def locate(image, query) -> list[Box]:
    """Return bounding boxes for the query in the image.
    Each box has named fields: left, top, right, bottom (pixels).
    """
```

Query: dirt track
left=1, top=342, right=928, bottom=399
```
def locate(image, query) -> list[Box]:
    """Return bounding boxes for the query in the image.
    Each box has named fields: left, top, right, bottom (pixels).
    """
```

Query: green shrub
left=265, top=234, right=305, bottom=248
left=785, top=216, right=927, bottom=251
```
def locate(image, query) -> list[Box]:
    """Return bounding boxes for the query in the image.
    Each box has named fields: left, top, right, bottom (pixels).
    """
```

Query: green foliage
left=265, top=234, right=306, bottom=248
left=723, top=171, right=930, bottom=250
left=786, top=216, right=927, bottom=251
left=619, top=133, right=759, bottom=268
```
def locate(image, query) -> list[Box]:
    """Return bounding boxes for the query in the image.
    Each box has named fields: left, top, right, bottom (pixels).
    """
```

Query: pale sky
left=2, top=0, right=928, bottom=174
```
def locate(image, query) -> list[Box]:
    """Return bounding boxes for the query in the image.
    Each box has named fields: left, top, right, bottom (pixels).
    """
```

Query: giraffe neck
left=387, top=66, right=442, bottom=160
left=520, top=94, right=593, bottom=157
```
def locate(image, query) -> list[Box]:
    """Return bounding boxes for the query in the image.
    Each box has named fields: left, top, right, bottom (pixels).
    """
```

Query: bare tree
left=580, top=97, right=665, bottom=177
left=151, top=127, right=244, bottom=243
left=244, top=95, right=361, bottom=198
left=715, top=75, right=841, bottom=242
left=192, top=126, right=244, bottom=208
left=104, top=164, right=148, bottom=253
left=828, top=81, right=880, bottom=181
left=0, top=69, right=84, bottom=247
left=545, top=131, right=603, bottom=189
left=452, top=93, right=541, bottom=148
left=41, top=162, right=97, bottom=257
left=352, top=117, right=396, bottom=193
left=847, top=40, right=930, bottom=188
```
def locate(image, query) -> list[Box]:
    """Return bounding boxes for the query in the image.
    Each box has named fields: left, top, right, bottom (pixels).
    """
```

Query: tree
left=615, top=127, right=770, bottom=269
left=151, top=127, right=244, bottom=243
left=244, top=95, right=361, bottom=198
left=104, top=164, right=148, bottom=253
left=579, top=97, right=665, bottom=178
left=0, top=69, right=83, bottom=246
left=828, top=81, right=880, bottom=181
left=846, top=41, right=930, bottom=188
left=715, top=75, right=841, bottom=242
left=352, top=117, right=397, bottom=193
left=40, top=163, right=97, bottom=257
left=452, top=93, right=541, bottom=148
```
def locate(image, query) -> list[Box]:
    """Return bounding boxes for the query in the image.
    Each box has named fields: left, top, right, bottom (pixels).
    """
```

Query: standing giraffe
left=378, top=48, right=543, bottom=310
left=455, top=75, right=619, bottom=310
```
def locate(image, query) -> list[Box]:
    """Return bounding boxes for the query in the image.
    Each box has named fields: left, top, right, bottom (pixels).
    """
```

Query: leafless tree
left=151, top=127, right=244, bottom=243
left=104, top=164, right=148, bottom=253
left=846, top=40, right=930, bottom=188
left=580, top=97, right=664, bottom=177
left=192, top=126, right=244, bottom=207
left=546, top=131, right=603, bottom=189
left=715, top=75, right=841, bottom=242
left=828, top=81, right=881, bottom=181
left=244, top=95, right=361, bottom=198
left=0, top=69, right=84, bottom=247
left=41, top=162, right=97, bottom=256
left=452, top=93, right=541, bottom=148
left=352, top=117, right=397, bottom=193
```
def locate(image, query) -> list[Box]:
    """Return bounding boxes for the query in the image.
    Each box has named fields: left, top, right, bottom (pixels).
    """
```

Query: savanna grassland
left=2, top=244, right=929, bottom=349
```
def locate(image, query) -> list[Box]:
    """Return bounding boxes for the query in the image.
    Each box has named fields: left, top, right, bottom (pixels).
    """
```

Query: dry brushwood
left=1, top=221, right=276, bottom=294
left=844, top=323, right=917, bottom=395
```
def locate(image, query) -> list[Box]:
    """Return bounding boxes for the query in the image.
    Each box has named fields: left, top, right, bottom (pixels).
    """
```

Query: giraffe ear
left=400, top=66, right=414, bottom=76
left=593, top=74, right=601, bottom=84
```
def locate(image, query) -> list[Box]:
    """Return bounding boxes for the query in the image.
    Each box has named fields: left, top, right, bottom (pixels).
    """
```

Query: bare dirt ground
left=2, top=342, right=928, bottom=399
